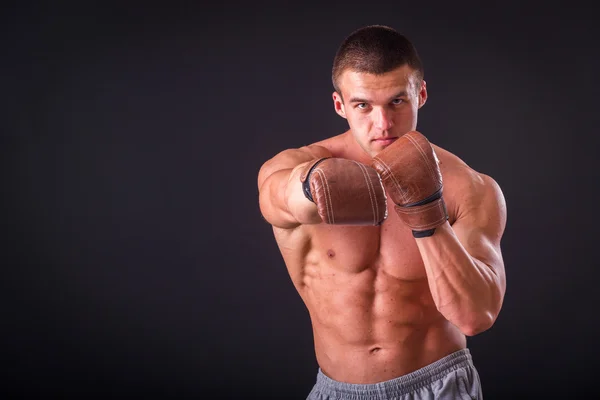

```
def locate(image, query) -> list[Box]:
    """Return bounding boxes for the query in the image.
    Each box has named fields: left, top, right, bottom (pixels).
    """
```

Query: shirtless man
left=257, top=25, right=507, bottom=399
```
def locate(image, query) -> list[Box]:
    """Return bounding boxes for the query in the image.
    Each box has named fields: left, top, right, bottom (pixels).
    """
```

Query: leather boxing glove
left=371, top=131, right=448, bottom=237
left=300, top=158, right=387, bottom=225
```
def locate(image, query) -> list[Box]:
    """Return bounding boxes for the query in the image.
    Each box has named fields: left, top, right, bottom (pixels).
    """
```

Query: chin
left=367, top=148, right=381, bottom=158
left=370, top=141, right=391, bottom=154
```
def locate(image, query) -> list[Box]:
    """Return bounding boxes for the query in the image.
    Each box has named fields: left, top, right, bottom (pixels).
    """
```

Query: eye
left=391, top=98, right=404, bottom=105
left=356, top=103, right=368, bottom=110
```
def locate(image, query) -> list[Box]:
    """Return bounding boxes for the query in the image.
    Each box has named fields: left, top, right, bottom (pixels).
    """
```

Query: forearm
left=285, top=162, right=322, bottom=224
left=260, top=165, right=322, bottom=227
left=415, top=223, right=504, bottom=336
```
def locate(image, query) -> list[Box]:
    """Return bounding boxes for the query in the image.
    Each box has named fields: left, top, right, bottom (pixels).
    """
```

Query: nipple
left=327, top=249, right=335, bottom=258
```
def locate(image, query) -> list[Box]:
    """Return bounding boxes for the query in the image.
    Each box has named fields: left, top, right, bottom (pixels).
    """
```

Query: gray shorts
left=307, top=348, right=482, bottom=400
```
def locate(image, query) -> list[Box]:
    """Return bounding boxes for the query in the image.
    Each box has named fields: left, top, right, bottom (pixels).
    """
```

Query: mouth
left=372, top=137, right=398, bottom=145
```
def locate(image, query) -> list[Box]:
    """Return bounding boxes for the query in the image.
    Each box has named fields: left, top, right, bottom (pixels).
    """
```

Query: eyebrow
left=348, top=91, right=408, bottom=104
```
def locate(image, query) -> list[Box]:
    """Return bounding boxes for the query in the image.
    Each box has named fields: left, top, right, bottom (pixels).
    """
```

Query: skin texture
left=257, top=65, right=507, bottom=384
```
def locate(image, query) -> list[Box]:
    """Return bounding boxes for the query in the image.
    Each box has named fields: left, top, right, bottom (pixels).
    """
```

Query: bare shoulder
left=432, top=143, right=502, bottom=194
left=313, top=132, right=350, bottom=158
left=433, top=144, right=507, bottom=233
left=257, top=139, right=335, bottom=190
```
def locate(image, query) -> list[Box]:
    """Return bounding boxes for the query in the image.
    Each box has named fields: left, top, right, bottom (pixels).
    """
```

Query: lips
left=373, top=137, right=398, bottom=144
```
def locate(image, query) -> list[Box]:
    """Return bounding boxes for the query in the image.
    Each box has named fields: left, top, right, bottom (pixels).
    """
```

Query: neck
left=343, top=130, right=373, bottom=164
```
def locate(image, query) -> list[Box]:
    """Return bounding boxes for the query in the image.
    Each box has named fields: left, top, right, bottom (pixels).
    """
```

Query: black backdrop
left=3, top=2, right=599, bottom=399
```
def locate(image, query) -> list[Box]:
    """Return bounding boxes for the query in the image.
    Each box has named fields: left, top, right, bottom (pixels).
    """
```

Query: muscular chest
left=377, top=202, right=427, bottom=280
left=308, top=199, right=427, bottom=280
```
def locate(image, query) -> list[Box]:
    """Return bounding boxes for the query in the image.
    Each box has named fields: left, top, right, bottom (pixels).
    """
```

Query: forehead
left=338, top=65, right=419, bottom=96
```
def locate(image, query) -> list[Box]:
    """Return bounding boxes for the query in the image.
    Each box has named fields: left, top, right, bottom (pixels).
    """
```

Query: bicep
left=451, top=174, right=507, bottom=280
left=257, top=145, right=331, bottom=189
left=258, top=168, right=296, bottom=228
left=257, top=145, right=331, bottom=228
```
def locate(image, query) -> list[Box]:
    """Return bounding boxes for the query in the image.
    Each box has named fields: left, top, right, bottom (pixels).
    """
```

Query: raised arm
left=372, top=131, right=507, bottom=336
left=259, top=144, right=388, bottom=229
left=416, top=170, right=507, bottom=336
left=258, top=145, right=332, bottom=229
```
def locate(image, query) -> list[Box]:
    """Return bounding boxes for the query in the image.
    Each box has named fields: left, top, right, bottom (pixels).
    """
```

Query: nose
left=373, top=107, right=393, bottom=131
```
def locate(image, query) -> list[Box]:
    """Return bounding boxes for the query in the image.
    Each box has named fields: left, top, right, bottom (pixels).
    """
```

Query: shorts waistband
left=315, top=348, right=473, bottom=399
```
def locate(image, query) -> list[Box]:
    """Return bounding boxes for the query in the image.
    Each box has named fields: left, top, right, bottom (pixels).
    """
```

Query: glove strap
left=394, top=193, right=448, bottom=238
left=413, top=228, right=437, bottom=238
left=300, top=158, right=330, bottom=203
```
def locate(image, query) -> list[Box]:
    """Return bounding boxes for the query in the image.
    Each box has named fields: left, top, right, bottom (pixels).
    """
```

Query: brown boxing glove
left=371, top=131, right=448, bottom=238
left=300, top=158, right=387, bottom=225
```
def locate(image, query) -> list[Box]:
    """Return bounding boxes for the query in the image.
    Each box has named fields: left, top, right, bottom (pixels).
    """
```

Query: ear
left=418, top=80, right=428, bottom=109
left=332, top=91, right=347, bottom=119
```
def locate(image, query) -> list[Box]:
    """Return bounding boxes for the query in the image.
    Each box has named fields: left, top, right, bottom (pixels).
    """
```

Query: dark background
left=3, top=1, right=599, bottom=399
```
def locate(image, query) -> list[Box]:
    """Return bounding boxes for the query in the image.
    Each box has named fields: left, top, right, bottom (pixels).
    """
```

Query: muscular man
left=257, top=25, right=507, bottom=399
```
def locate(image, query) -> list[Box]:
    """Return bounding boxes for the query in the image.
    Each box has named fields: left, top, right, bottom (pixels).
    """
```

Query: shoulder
left=312, top=132, right=349, bottom=158
left=432, top=143, right=499, bottom=191
left=257, top=136, right=338, bottom=189
left=264, top=133, right=343, bottom=166
left=433, top=144, right=507, bottom=228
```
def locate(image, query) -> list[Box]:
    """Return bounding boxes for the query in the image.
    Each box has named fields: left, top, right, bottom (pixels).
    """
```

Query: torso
left=272, top=132, right=468, bottom=383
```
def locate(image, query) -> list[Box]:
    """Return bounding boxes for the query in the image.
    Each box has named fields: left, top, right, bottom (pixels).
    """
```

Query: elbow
left=459, top=311, right=496, bottom=337
left=458, top=277, right=505, bottom=337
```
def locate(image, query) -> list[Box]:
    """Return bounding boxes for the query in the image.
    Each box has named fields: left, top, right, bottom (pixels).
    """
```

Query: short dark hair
left=332, top=25, right=424, bottom=94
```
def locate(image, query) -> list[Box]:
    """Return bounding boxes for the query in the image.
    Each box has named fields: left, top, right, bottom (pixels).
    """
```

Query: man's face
left=333, top=65, right=427, bottom=157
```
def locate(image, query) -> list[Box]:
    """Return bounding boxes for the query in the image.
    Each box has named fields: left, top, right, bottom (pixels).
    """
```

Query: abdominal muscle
left=273, top=212, right=466, bottom=384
